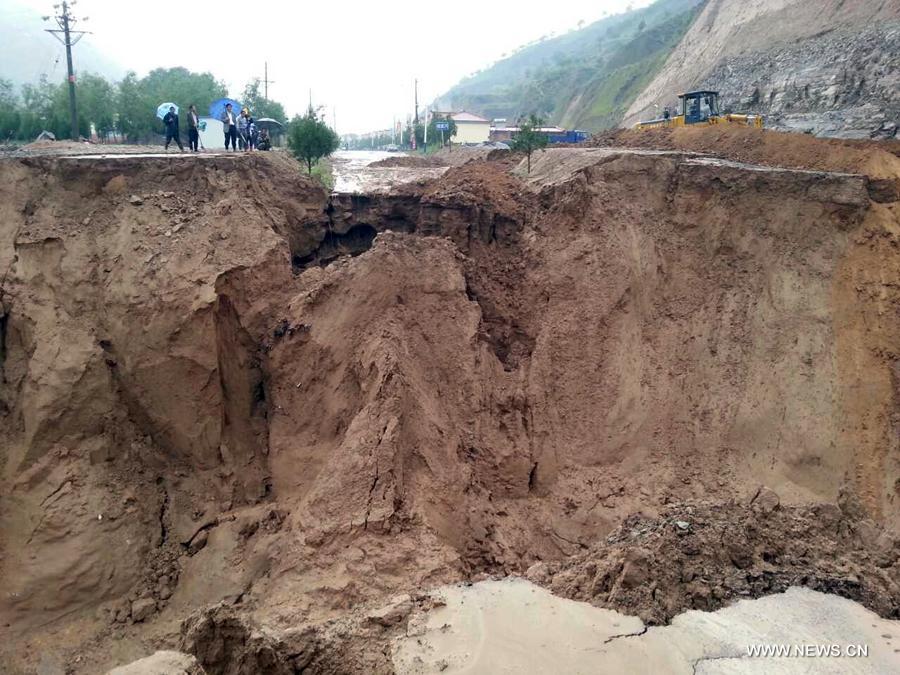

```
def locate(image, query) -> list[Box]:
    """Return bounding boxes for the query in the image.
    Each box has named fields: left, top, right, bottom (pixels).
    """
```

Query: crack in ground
left=691, top=653, right=745, bottom=674
left=603, top=625, right=648, bottom=644
left=363, top=422, right=391, bottom=530
left=39, top=479, right=72, bottom=507
left=158, top=481, right=170, bottom=546
left=363, top=462, right=379, bottom=531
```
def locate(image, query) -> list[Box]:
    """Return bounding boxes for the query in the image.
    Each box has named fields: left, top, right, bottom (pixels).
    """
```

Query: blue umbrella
left=209, top=98, right=242, bottom=119
left=156, top=102, right=178, bottom=120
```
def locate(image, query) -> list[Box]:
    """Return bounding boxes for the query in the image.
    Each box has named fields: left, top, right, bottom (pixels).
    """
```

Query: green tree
left=47, top=83, right=77, bottom=138
left=20, top=76, right=63, bottom=139
left=510, top=113, right=549, bottom=173
left=116, top=71, right=153, bottom=142
left=140, top=67, right=227, bottom=115
left=405, top=120, right=424, bottom=149
left=288, top=106, right=340, bottom=174
left=427, top=115, right=458, bottom=147
left=0, top=79, right=21, bottom=141
left=114, top=68, right=227, bottom=142
left=77, top=73, right=116, bottom=140
left=241, top=79, right=286, bottom=121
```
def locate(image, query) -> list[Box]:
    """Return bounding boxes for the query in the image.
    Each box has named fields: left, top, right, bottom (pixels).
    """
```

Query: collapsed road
left=1, top=131, right=899, bottom=673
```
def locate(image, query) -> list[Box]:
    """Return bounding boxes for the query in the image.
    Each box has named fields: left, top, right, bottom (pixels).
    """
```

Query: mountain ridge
left=435, top=0, right=704, bottom=131
left=436, top=0, right=900, bottom=138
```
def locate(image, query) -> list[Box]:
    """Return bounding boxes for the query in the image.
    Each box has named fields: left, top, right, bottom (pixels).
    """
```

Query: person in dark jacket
left=221, top=103, right=238, bottom=150
left=163, top=106, right=183, bottom=151
left=187, top=104, right=200, bottom=152
left=258, top=127, right=271, bottom=151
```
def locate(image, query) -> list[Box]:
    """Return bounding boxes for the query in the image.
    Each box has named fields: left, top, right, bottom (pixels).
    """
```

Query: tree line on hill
left=0, top=67, right=287, bottom=143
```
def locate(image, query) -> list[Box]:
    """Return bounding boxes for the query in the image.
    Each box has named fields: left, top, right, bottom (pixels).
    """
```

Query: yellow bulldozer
left=635, top=90, right=763, bottom=130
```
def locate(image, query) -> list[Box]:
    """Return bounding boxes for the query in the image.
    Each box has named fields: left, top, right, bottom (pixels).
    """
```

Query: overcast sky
left=7, top=0, right=652, bottom=133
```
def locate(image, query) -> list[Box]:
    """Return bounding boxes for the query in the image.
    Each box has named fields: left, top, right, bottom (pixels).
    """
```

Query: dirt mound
left=430, top=145, right=511, bottom=166
left=422, top=161, right=527, bottom=216
left=177, top=592, right=442, bottom=675
left=590, top=125, right=900, bottom=179
left=368, top=155, right=447, bottom=168
left=533, top=491, right=900, bottom=625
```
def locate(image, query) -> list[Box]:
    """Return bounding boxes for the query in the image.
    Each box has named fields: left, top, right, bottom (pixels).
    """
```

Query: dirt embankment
left=589, top=125, right=900, bottom=179
left=1, top=137, right=899, bottom=673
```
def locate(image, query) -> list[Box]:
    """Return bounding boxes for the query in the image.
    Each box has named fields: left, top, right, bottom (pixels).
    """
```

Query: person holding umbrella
left=162, top=106, right=183, bottom=151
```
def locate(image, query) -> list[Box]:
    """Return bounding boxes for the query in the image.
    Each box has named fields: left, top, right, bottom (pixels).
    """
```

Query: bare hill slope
left=624, top=0, right=900, bottom=137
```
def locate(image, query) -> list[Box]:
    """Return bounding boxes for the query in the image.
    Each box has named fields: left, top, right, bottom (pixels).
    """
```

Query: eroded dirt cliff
left=1, top=142, right=899, bottom=673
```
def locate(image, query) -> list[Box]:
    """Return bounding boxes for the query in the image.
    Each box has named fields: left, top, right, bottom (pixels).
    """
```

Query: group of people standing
left=162, top=102, right=270, bottom=152
left=162, top=105, right=202, bottom=152
left=221, top=103, right=260, bottom=151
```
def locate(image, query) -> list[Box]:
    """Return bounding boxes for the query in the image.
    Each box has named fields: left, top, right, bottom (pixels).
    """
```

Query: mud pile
left=1, top=138, right=899, bottom=673
left=533, top=490, right=900, bottom=625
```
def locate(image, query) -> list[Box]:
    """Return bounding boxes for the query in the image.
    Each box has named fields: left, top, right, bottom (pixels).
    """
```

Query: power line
left=43, top=1, right=91, bottom=139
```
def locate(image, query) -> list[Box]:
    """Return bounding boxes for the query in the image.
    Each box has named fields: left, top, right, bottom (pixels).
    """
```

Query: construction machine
left=635, top=90, right=763, bottom=130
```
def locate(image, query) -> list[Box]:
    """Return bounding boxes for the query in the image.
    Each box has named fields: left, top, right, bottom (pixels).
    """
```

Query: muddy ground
left=1, top=128, right=899, bottom=673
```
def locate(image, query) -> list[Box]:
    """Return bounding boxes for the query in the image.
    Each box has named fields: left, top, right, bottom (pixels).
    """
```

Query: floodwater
left=331, top=150, right=447, bottom=194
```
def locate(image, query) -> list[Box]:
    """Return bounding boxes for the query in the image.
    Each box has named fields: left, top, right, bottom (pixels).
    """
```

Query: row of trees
left=0, top=68, right=287, bottom=143
left=343, top=115, right=460, bottom=151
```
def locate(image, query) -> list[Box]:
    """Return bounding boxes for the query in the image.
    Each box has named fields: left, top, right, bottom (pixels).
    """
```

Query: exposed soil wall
left=1, top=143, right=898, bottom=673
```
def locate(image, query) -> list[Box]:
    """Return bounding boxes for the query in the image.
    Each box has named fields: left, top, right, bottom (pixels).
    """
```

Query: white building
left=448, top=111, right=491, bottom=144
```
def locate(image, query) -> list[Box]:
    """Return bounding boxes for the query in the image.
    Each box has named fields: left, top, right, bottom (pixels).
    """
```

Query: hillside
left=435, top=0, right=704, bottom=131
left=625, top=0, right=900, bottom=137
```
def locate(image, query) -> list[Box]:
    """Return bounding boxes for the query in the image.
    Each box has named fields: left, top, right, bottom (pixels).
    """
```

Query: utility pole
left=262, top=61, right=275, bottom=100
left=411, top=80, right=418, bottom=150
left=44, top=1, right=90, bottom=140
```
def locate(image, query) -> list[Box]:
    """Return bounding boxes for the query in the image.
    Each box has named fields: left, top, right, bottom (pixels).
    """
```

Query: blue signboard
left=435, top=121, right=450, bottom=131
